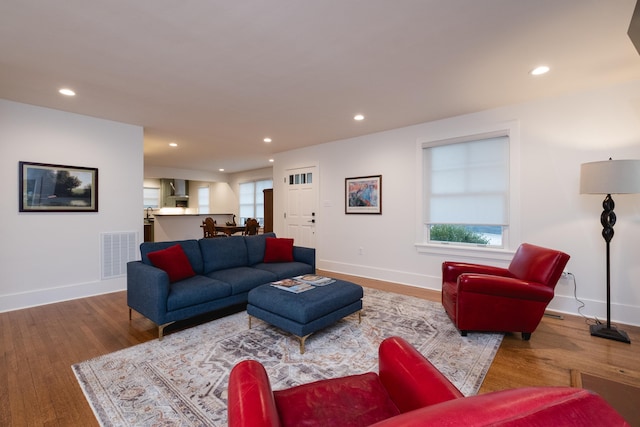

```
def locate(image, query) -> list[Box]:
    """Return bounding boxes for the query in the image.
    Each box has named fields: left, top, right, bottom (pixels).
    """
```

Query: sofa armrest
left=458, top=274, right=554, bottom=302
left=378, top=336, right=463, bottom=413
left=442, top=262, right=511, bottom=284
left=126, top=261, right=171, bottom=324
left=293, top=246, right=316, bottom=272
left=228, top=360, right=281, bottom=427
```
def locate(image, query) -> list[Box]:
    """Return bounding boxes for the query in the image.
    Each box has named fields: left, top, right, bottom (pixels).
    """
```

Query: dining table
left=215, top=225, right=246, bottom=236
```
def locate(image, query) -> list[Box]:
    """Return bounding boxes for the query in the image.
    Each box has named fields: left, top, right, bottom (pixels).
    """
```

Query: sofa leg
left=158, top=322, right=174, bottom=341
left=128, top=308, right=132, bottom=322
left=298, top=333, right=312, bottom=354
left=460, top=330, right=468, bottom=337
left=522, top=332, right=531, bottom=341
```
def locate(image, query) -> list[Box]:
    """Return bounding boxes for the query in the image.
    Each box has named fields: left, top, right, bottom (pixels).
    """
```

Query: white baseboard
left=547, top=294, right=639, bottom=328
left=318, top=259, right=441, bottom=291
left=0, top=278, right=126, bottom=313
left=319, top=259, right=639, bottom=328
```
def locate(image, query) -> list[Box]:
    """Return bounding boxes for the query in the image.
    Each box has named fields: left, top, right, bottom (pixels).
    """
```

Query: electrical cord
left=566, top=272, right=602, bottom=326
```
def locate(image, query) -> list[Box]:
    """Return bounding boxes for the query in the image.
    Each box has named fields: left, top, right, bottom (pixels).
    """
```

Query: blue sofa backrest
left=139, top=239, right=204, bottom=274
left=244, top=232, right=276, bottom=265
left=199, top=236, right=249, bottom=273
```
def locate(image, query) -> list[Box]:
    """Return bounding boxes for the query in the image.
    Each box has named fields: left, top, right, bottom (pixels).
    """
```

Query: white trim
left=416, top=119, right=521, bottom=253
left=0, top=278, right=125, bottom=313
left=414, top=242, right=515, bottom=262
left=318, top=259, right=437, bottom=289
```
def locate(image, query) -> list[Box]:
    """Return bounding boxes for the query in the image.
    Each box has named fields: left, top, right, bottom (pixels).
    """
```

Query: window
left=198, top=186, right=210, bottom=213
left=143, top=187, right=160, bottom=208
left=288, top=172, right=312, bottom=185
left=423, top=133, right=509, bottom=248
left=239, top=179, right=272, bottom=225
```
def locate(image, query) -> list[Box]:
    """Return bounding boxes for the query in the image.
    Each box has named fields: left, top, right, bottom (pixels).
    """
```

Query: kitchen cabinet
left=144, top=222, right=154, bottom=242
left=263, top=188, right=273, bottom=233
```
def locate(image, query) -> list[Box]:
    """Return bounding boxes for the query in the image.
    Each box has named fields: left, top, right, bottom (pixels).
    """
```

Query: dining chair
left=243, top=218, right=260, bottom=235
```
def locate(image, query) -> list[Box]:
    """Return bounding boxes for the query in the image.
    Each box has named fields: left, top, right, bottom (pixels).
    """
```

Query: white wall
left=273, top=80, right=640, bottom=326
left=0, top=99, right=143, bottom=312
left=4, top=80, right=639, bottom=327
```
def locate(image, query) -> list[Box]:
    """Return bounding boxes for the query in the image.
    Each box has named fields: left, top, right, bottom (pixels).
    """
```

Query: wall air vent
left=101, top=232, right=137, bottom=279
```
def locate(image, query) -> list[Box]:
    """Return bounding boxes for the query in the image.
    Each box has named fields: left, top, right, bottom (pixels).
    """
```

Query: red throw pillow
left=264, top=237, right=294, bottom=263
left=147, top=244, right=196, bottom=283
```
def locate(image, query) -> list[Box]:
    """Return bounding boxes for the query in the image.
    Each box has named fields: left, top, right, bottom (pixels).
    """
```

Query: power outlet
left=358, top=247, right=364, bottom=255
left=561, top=271, right=571, bottom=279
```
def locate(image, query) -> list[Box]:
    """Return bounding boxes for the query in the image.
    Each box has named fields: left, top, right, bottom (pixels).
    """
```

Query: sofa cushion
left=199, top=236, right=249, bottom=273
left=253, top=262, right=314, bottom=280
left=166, top=275, right=232, bottom=312
left=140, top=240, right=204, bottom=274
left=264, top=237, right=294, bottom=263
left=147, top=244, right=196, bottom=283
left=244, top=232, right=276, bottom=265
left=274, top=372, right=400, bottom=427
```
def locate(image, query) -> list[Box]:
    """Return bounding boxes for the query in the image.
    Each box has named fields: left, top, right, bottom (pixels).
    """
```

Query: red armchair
left=442, top=243, right=570, bottom=340
left=227, top=336, right=627, bottom=427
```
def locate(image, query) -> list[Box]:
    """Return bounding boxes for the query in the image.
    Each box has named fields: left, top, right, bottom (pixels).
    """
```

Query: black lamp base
left=590, top=324, right=631, bottom=344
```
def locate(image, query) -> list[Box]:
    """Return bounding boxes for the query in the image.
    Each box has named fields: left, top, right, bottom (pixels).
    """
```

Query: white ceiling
left=1, top=1, right=639, bottom=173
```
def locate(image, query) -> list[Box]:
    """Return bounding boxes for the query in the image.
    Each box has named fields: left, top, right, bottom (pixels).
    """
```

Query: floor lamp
left=580, top=158, right=640, bottom=344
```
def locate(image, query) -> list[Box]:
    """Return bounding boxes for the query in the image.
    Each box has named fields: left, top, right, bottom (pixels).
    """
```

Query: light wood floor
left=1, top=272, right=639, bottom=426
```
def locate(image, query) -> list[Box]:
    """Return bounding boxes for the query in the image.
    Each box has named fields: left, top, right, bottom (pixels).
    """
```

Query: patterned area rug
left=73, top=288, right=503, bottom=426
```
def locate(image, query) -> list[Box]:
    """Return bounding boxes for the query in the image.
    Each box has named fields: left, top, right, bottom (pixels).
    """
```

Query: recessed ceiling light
left=354, top=114, right=365, bottom=121
left=530, top=65, right=550, bottom=76
left=269, top=159, right=274, bottom=163
left=169, top=142, right=178, bottom=147
left=219, top=168, right=225, bottom=172
left=263, top=137, right=272, bottom=143
left=59, top=88, right=76, bottom=96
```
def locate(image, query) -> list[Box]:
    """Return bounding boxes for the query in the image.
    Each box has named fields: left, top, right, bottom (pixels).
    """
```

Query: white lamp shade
left=580, top=159, right=640, bottom=194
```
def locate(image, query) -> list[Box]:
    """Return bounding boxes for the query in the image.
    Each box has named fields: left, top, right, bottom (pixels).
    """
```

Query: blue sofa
left=127, top=233, right=315, bottom=339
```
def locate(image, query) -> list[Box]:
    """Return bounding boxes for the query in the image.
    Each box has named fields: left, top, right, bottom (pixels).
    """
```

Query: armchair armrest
left=228, top=360, right=280, bottom=427
left=378, top=336, right=463, bottom=413
left=126, top=261, right=171, bottom=324
left=293, top=246, right=316, bottom=272
left=458, top=274, right=554, bottom=302
left=442, top=262, right=511, bottom=284
left=368, top=387, right=629, bottom=427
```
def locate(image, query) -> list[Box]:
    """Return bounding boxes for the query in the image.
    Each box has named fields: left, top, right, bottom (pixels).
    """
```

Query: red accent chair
left=227, top=336, right=627, bottom=427
left=442, top=243, right=570, bottom=340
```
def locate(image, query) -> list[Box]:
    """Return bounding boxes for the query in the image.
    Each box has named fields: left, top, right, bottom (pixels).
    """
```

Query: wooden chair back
left=243, top=218, right=260, bottom=235
left=202, top=217, right=220, bottom=238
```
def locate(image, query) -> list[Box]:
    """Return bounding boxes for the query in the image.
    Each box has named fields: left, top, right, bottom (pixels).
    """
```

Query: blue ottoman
left=247, top=279, right=364, bottom=353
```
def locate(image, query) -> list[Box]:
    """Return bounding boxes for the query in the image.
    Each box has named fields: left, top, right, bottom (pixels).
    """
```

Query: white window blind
left=424, top=136, right=509, bottom=226
left=239, top=179, right=272, bottom=224
left=143, top=187, right=160, bottom=208
left=198, top=186, right=210, bottom=213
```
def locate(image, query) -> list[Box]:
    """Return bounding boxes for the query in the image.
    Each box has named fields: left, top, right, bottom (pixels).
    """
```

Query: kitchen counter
left=151, top=213, right=236, bottom=241
left=153, top=213, right=234, bottom=217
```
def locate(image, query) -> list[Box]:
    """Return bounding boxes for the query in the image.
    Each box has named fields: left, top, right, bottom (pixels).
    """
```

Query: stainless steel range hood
left=161, top=179, right=189, bottom=207
left=168, top=179, right=189, bottom=198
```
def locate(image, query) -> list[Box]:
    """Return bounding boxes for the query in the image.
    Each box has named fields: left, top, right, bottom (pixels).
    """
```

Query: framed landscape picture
left=345, top=175, right=382, bottom=214
left=19, top=161, right=98, bottom=212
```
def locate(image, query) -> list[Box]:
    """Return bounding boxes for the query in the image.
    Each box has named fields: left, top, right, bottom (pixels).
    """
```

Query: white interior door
left=285, top=166, right=317, bottom=248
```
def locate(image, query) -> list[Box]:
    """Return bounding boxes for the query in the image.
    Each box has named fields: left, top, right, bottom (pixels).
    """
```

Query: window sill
left=415, top=242, right=515, bottom=262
